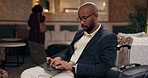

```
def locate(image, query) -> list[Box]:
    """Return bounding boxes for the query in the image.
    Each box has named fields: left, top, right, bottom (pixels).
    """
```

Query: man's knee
left=21, top=68, right=31, bottom=78
left=20, top=66, right=42, bottom=78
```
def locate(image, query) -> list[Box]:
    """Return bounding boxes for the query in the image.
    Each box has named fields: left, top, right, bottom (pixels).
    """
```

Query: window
left=59, top=0, right=79, bottom=13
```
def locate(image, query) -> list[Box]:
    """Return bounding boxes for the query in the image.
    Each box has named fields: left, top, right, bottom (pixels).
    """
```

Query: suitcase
left=106, top=63, right=148, bottom=78
left=116, top=36, right=133, bottom=67
left=115, top=44, right=131, bottom=67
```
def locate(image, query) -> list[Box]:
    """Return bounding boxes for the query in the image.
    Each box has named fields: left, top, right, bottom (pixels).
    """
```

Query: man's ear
left=94, top=13, right=98, bottom=19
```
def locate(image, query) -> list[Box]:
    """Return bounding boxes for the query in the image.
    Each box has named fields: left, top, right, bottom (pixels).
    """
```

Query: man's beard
left=81, top=21, right=95, bottom=33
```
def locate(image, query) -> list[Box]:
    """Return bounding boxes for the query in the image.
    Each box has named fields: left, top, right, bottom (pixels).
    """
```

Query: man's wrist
left=72, top=64, right=77, bottom=74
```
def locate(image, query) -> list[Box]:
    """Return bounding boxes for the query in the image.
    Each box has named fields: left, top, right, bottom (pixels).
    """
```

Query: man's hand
left=53, top=60, right=72, bottom=71
left=46, top=57, right=72, bottom=71
left=46, top=57, right=61, bottom=66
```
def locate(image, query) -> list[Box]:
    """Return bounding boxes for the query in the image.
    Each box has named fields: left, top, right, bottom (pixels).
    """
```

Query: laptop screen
left=28, top=41, right=47, bottom=66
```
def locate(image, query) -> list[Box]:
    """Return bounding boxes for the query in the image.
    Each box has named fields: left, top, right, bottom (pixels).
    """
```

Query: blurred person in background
left=28, top=5, right=45, bottom=44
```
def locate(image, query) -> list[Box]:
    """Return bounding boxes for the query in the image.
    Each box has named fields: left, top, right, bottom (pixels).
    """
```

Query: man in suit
left=21, top=2, right=117, bottom=78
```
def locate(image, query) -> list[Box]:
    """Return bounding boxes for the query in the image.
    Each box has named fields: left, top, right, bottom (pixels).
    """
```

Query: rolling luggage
left=116, top=36, right=133, bottom=67
left=106, top=63, right=148, bottom=78
left=115, top=44, right=131, bottom=67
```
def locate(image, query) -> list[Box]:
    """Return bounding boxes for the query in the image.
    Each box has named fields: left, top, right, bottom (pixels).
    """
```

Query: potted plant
left=127, top=5, right=147, bottom=33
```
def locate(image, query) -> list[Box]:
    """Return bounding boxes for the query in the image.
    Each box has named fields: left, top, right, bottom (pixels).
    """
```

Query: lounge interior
left=0, top=0, right=148, bottom=78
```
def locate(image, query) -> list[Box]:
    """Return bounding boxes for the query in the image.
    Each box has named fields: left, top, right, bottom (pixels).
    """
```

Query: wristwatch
left=72, top=64, right=76, bottom=74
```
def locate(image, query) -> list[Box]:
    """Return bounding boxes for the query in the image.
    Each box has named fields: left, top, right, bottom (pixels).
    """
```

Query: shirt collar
left=84, top=23, right=101, bottom=37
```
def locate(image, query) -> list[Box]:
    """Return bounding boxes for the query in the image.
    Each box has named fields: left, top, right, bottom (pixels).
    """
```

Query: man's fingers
left=50, top=59, right=57, bottom=66
left=50, top=61, right=54, bottom=66
left=53, top=61, right=59, bottom=66
left=55, top=65, right=62, bottom=69
left=46, top=57, right=52, bottom=63
left=49, top=57, right=62, bottom=66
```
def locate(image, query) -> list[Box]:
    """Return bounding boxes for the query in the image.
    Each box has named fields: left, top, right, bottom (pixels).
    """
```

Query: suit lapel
left=77, top=26, right=104, bottom=61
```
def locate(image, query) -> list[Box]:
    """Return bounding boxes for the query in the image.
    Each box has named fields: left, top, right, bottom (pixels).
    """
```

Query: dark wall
left=113, top=26, right=128, bottom=35
left=0, top=25, right=27, bottom=38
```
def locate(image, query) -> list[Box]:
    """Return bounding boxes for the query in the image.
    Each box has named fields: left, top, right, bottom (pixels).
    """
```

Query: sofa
left=15, top=29, right=76, bottom=49
left=44, top=30, right=76, bottom=49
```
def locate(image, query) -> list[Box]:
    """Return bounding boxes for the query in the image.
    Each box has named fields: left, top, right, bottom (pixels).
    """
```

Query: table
left=1, top=38, right=22, bottom=42
left=0, top=42, right=26, bottom=69
left=130, top=43, right=148, bottom=65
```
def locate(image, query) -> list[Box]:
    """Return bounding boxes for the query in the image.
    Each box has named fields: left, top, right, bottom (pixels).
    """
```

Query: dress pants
left=20, top=66, right=74, bottom=78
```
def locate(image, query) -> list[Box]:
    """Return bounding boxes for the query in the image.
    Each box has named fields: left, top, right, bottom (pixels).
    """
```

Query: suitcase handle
left=120, top=63, right=141, bottom=69
left=117, top=44, right=131, bottom=50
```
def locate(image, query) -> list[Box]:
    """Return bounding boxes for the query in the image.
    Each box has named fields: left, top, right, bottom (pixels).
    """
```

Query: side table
left=1, top=38, right=22, bottom=42
left=0, top=42, right=26, bottom=69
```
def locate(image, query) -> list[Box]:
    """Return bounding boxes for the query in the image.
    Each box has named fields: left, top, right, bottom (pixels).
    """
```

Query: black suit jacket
left=60, top=26, right=117, bottom=78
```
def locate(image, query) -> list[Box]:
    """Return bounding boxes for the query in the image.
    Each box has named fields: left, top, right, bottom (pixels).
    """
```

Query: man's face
left=78, top=9, right=95, bottom=33
left=81, top=18, right=95, bottom=33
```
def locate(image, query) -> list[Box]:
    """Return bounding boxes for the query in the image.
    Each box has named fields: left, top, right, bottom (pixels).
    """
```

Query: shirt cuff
left=75, top=64, right=78, bottom=74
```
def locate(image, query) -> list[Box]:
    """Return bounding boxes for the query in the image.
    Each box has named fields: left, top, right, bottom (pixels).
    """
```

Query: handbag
left=38, top=15, right=47, bottom=32
left=39, top=22, right=47, bottom=32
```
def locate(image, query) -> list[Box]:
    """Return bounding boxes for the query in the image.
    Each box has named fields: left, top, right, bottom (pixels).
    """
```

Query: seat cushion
left=65, top=31, right=76, bottom=41
left=51, top=31, right=65, bottom=41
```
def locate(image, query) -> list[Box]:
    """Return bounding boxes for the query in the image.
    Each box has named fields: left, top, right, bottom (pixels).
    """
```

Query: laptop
left=28, top=41, right=61, bottom=71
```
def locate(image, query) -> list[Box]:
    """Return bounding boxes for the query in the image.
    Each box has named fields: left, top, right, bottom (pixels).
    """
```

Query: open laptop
left=28, top=41, right=62, bottom=71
